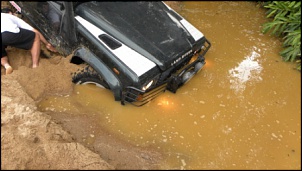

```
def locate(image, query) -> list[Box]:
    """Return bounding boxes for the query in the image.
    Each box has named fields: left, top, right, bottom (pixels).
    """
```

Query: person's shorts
left=2, top=28, right=35, bottom=58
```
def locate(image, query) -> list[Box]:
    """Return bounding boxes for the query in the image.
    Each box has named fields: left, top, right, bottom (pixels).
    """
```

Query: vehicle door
left=13, top=1, right=76, bottom=55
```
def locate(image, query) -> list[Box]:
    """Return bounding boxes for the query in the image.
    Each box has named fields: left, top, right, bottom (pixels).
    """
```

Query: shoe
left=6, top=66, right=13, bottom=75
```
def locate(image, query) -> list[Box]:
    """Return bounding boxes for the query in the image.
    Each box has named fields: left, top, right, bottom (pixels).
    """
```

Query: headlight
left=142, top=80, right=154, bottom=91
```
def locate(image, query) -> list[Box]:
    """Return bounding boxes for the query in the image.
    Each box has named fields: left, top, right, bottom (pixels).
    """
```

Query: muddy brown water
left=38, top=1, right=301, bottom=169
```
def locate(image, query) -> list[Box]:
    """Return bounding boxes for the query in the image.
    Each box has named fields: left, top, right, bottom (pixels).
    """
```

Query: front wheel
left=71, top=64, right=109, bottom=89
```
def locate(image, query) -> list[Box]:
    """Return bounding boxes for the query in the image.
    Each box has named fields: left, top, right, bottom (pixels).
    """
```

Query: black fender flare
left=72, top=47, right=122, bottom=101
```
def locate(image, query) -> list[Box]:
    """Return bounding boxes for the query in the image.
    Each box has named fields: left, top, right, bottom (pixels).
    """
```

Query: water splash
left=228, top=47, right=263, bottom=94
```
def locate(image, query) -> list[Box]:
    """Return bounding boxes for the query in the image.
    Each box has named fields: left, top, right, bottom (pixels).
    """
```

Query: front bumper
left=121, top=39, right=211, bottom=107
left=121, top=55, right=206, bottom=107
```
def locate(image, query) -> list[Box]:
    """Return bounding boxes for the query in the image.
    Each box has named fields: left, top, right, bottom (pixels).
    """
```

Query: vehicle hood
left=75, top=2, right=200, bottom=70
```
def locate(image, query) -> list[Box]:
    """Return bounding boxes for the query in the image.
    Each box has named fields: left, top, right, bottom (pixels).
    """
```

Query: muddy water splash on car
left=38, top=1, right=301, bottom=169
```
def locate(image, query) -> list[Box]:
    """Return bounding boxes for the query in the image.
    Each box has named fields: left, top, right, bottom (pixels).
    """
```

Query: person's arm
left=32, top=29, right=47, bottom=45
left=38, top=29, right=57, bottom=52
left=32, top=28, right=57, bottom=52
left=9, top=14, right=57, bottom=52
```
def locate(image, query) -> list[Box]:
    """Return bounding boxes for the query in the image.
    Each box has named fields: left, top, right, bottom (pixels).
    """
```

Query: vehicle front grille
left=157, top=55, right=192, bottom=85
left=122, top=39, right=211, bottom=107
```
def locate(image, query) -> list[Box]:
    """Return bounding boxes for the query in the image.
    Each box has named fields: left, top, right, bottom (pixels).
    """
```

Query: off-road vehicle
left=10, top=1, right=211, bottom=106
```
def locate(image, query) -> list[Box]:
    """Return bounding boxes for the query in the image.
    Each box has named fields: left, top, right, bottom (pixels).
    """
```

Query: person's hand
left=46, top=43, right=57, bottom=52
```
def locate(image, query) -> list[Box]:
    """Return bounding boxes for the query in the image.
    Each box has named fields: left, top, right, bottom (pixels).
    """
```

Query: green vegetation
left=260, top=1, right=301, bottom=71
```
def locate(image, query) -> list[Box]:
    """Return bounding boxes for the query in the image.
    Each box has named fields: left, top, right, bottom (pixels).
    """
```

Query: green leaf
left=294, top=1, right=301, bottom=8
left=289, top=1, right=296, bottom=8
left=290, top=48, right=300, bottom=62
left=267, top=9, right=278, bottom=18
left=262, top=1, right=301, bottom=70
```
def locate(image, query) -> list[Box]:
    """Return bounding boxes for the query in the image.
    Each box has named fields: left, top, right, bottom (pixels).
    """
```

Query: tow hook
left=167, top=76, right=182, bottom=93
left=167, top=55, right=205, bottom=93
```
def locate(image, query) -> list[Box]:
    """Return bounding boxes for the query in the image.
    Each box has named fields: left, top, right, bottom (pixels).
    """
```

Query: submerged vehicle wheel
left=72, top=64, right=109, bottom=89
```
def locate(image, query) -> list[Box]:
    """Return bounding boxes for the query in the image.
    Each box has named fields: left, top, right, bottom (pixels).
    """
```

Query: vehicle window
left=36, top=2, right=63, bottom=34
left=18, top=2, right=45, bottom=29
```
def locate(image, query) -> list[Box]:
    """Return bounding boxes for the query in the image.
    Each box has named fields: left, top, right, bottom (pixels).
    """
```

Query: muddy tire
left=71, top=64, right=109, bottom=89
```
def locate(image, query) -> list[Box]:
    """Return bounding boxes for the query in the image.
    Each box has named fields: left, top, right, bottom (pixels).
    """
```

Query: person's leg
left=8, top=29, right=38, bottom=68
left=2, top=29, right=37, bottom=68
left=1, top=44, right=13, bottom=75
left=30, top=32, right=41, bottom=68
left=1, top=56, right=13, bottom=75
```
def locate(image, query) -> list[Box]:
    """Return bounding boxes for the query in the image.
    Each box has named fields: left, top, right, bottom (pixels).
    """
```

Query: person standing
left=1, top=11, right=57, bottom=75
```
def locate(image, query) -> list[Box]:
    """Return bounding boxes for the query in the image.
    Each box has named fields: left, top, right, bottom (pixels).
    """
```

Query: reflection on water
left=38, top=1, right=301, bottom=170
left=229, top=46, right=263, bottom=94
